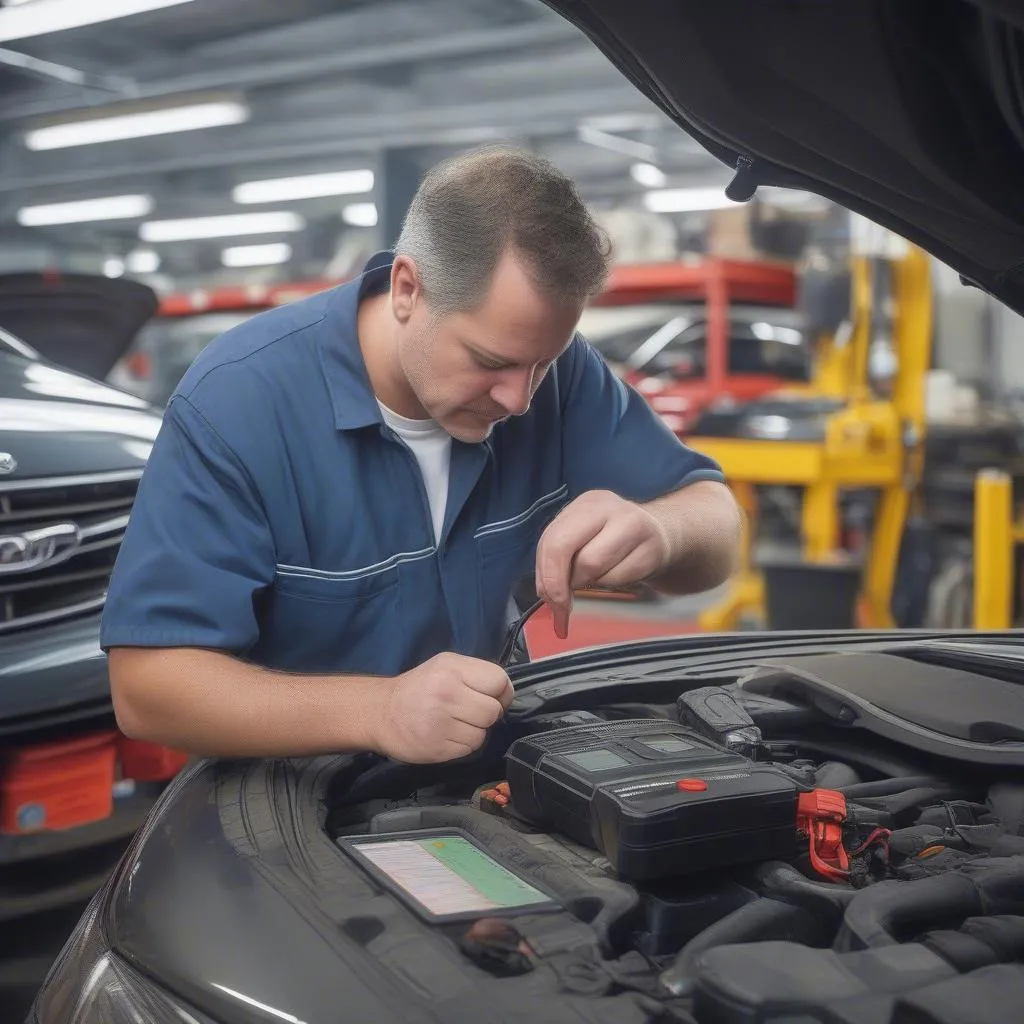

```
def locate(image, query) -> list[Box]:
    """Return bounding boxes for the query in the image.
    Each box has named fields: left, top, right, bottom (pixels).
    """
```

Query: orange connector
left=797, top=789, right=850, bottom=882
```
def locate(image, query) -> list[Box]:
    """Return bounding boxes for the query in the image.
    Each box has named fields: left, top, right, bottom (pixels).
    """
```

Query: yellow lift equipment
left=690, top=244, right=935, bottom=632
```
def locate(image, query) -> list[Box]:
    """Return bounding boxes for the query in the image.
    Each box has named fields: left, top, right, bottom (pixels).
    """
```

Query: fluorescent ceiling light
left=234, top=169, right=374, bottom=205
left=577, top=125, right=654, bottom=161
left=630, top=162, right=666, bottom=188
left=140, top=211, right=306, bottom=243
left=126, top=249, right=160, bottom=274
left=642, top=187, right=738, bottom=213
left=17, top=194, right=152, bottom=226
left=758, top=186, right=834, bottom=214
left=222, top=242, right=293, bottom=268
left=580, top=113, right=661, bottom=133
left=0, top=0, right=195, bottom=43
left=26, top=101, right=249, bottom=151
left=342, top=202, right=378, bottom=228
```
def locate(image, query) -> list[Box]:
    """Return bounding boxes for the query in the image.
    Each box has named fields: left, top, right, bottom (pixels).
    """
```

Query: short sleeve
left=99, top=395, right=275, bottom=653
left=559, top=335, right=725, bottom=501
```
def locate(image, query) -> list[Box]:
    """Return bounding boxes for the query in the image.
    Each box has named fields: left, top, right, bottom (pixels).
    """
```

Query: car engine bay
left=322, top=644, right=1024, bottom=1024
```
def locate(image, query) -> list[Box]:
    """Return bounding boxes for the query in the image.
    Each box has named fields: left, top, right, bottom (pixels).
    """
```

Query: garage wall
left=994, top=300, right=1024, bottom=400
left=930, top=258, right=994, bottom=392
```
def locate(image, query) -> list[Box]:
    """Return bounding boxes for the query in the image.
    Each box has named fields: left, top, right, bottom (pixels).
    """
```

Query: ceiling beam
left=0, top=85, right=651, bottom=195
left=0, top=20, right=579, bottom=123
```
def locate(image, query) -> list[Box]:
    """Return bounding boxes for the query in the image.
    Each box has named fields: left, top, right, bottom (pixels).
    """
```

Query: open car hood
left=0, top=272, right=158, bottom=379
left=542, top=0, right=1024, bottom=314
left=39, top=629, right=1024, bottom=1024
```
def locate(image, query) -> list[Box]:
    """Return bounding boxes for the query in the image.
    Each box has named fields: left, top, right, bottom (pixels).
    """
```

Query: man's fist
left=536, top=489, right=671, bottom=639
left=373, top=652, right=514, bottom=764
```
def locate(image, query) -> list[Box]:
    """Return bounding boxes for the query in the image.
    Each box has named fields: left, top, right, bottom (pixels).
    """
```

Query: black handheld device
left=505, top=719, right=800, bottom=880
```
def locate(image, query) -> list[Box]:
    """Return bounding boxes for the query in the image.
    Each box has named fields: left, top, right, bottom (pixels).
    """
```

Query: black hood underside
left=543, top=0, right=1024, bottom=315
left=0, top=272, right=157, bottom=378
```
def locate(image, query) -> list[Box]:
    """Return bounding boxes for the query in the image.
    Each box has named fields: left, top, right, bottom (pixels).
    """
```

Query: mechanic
left=100, top=146, right=741, bottom=764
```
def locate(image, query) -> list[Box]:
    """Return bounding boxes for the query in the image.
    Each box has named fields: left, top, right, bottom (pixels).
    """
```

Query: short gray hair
left=394, top=146, right=613, bottom=315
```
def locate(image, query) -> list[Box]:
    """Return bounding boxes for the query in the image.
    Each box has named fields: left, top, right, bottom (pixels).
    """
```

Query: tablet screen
left=350, top=835, right=551, bottom=917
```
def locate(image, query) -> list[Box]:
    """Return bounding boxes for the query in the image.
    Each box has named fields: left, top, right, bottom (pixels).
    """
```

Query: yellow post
left=802, top=482, right=840, bottom=561
left=698, top=481, right=765, bottom=632
left=974, top=468, right=1013, bottom=630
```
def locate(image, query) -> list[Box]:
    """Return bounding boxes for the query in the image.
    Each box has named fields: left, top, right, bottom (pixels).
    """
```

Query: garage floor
left=524, top=591, right=717, bottom=657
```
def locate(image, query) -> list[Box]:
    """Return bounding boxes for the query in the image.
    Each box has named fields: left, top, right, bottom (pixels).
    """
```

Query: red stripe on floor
left=523, top=603, right=697, bottom=659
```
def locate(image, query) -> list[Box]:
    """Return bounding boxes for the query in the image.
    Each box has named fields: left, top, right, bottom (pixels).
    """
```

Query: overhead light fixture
left=577, top=125, right=655, bottom=161
left=126, top=249, right=160, bottom=274
left=140, top=211, right=306, bottom=243
left=17, top=193, right=153, bottom=226
left=25, top=100, right=249, bottom=151
left=580, top=113, right=662, bottom=134
left=342, top=202, right=378, bottom=228
left=0, top=0, right=195, bottom=43
left=642, top=187, right=738, bottom=213
left=630, top=162, right=666, bottom=188
left=233, top=169, right=374, bottom=205
left=221, top=242, right=293, bottom=268
left=758, top=186, right=834, bottom=214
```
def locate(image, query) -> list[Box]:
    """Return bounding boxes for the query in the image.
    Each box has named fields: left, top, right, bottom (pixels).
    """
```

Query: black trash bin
left=760, top=557, right=862, bottom=631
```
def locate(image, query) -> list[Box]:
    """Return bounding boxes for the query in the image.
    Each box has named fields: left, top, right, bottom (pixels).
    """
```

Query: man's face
left=391, top=250, right=583, bottom=443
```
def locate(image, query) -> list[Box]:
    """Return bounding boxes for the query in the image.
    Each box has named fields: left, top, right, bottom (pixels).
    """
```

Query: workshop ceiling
left=0, top=0, right=739, bottom=285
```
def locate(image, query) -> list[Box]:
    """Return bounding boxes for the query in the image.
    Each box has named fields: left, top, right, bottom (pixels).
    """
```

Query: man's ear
left=390, top=255, right=421, bottom=326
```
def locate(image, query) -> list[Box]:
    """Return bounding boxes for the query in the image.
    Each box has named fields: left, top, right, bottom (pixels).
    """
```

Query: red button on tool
left=677, top=778, right=707, bottom=792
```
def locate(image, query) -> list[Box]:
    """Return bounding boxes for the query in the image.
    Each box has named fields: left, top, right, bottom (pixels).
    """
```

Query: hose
left=756, top=861, right=856, bottom=925
left=658, top=897, right=823, bottom=997
left=837, top=776, right=949, bottom=799
left=836, top=856, right=1024, bottom=952
left=922, top=915, right=1024, bottom=973
left=813, top=761, right=862, bottom=790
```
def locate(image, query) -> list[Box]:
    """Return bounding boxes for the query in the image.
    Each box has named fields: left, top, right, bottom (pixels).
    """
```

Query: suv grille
left=0, top=470, right=141, bottom=633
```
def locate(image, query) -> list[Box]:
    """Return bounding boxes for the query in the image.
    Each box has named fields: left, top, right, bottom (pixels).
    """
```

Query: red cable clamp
left=797, top=789, right=850, bottom=882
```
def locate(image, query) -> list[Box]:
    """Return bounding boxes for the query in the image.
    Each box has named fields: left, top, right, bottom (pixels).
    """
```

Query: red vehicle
left=112, top=259, right=810, bottom=426
left=579, top=258, right=812, bottom=434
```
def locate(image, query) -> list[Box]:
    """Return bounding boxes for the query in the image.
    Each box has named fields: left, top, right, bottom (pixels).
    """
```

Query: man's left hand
left=535, top=490, right=670, bottom=639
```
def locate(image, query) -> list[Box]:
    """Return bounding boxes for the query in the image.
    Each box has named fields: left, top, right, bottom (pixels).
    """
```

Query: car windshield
left=117, top=311, right=259, bottom=405
left=578, top=302, right=811, bottom=381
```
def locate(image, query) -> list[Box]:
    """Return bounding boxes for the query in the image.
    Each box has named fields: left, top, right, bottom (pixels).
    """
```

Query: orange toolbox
left=0, top=731, right=118, bottom=835
left=1, top=732, right=190, bottom=835
left=117, top=737, right=189, bottom=782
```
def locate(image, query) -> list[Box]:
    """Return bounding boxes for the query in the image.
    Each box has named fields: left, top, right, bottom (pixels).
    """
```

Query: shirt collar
left=316, top=250, right=496, bottom=460
left=318, top=250, right=395, bottom=431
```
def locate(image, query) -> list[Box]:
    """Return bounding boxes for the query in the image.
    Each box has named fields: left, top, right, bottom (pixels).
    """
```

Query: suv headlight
left=30, top=891, right=209, bottom=1024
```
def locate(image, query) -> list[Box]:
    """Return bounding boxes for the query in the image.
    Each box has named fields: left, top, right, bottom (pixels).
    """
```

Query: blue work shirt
left=100, top=253, right=725, bottom=675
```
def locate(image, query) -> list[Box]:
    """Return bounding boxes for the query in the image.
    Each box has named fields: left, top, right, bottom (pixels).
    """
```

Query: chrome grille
left=0, top=470, right=141, bottom=633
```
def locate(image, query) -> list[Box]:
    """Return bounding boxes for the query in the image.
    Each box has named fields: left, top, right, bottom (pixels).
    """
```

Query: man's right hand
left=374, top=652, right=515, bottom=763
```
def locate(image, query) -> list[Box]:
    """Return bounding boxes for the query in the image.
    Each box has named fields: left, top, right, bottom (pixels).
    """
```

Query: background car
left=0, top=273, right=190, bottom=1008
left=580, top=300, right=811, bottom=434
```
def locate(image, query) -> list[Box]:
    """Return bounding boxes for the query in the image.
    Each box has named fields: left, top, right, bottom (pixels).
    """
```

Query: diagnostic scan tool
left=505, top=719, right=800, bottom=879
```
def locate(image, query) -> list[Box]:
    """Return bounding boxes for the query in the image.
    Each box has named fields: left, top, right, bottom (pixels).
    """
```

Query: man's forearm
left=642, top=480, right=741, bottom=594
left=108, top=646, right=389, bottom=758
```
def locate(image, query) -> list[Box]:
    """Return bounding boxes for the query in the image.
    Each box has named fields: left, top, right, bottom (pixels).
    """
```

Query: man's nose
left=492, top=369, right=534, bottom=416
